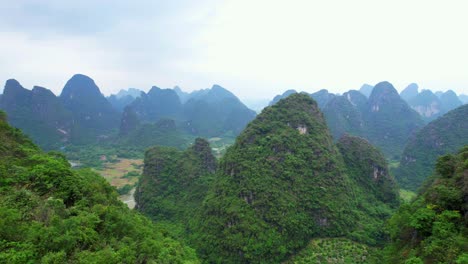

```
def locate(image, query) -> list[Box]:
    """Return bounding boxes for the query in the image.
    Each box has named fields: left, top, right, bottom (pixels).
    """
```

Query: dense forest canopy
left=0, top=111, right=199, bottom=263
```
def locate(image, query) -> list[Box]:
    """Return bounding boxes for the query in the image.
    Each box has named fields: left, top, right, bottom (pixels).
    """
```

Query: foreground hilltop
left=137, top=93, right=399, bottom=263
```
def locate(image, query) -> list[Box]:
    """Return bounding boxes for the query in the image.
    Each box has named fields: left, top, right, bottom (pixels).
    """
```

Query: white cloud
left=183, top=0, right=468, bottom=96
left=1, top=0, right=467, bottom=99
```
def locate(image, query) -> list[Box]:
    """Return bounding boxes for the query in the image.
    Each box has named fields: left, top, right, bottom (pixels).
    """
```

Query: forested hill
left=384, top=146, right=468, bottom=263
left=364, top=81, right=424, bottom=159
left=396, top=104, right=468, bottom=191
left=0, top=110, right=199, bottom=263
left=269, top=81, right=424, bottom=159
left=136, top=93, right=400, bottom=263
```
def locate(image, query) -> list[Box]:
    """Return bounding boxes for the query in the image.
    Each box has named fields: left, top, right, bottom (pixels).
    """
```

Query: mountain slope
left=359, top=84, right=374, bottom=98
left=439, top=90, right=463, bottom=113
left=135, top=138, right=216, bottom=224
left=183, top=85, right=256, bottom=137
left=195, top=94, right=400, bottom=262
left=269, top=89, right=297, bottom=106
left=323, top=90, right=367, bottom=140
left=59, top=74, right=119, bottom=137
left=408, top=89, right=442, bottom=121
left=309, top=89, right=336, bottom=109
left=129, top=86, right=183, bottom=122
left=396, top=104, right=468, bottom=191
left=195, top=93, right=356, bottom=262
left=0, top=79, right=72, bottom=149
left=385, top=146, right=468, bottom=263
left=364, top=81, right=424, bottom=159
left=0, top=111, right=199, bottom=263
left=400, top=83, right=419, bottom=101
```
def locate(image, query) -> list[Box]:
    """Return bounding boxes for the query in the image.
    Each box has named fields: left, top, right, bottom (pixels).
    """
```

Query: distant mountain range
left=269, top=82, right=424, bottom=159
left=399, top=83, right=463, bottom=121
left=269, top=82, right=466, bottom=159
left=395, top=104, right=468, bottom=191
left=0, top=74, right=256, bottom=149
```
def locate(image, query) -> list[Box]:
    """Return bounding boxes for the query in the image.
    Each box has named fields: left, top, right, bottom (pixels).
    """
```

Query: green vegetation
left=182, top=85, right=256, bottom=137
left=399, top=189, right=417, bottom=203
left=363, top=81, right=424, bottom=160
left=396, top=104, right=468, bottom=191
left=0, top=111, right=199, bottom=263
left=323, top=90, right=367, bottom=140
left=286, top=238, right=380, bottom=263
left=384, top=146, right=468, bottom=263
left=194, top=94, right=359, bottom=263
left=135, top=138, right=216, bottom=229
left=136, top=94, right=401, bottom=263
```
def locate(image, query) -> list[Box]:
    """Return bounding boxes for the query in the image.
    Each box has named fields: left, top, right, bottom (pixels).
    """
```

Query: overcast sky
left=0, top=0, right=467, bottom=101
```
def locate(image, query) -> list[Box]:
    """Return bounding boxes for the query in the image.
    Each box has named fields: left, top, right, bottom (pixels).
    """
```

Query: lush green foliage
left=336, top=135, right=400, bottom=245
left=0, top=112, right=199, bottom=263
left=286, top=238, right=380, bottom=264
left=396, top=104, right=468, bottom=191
left=135, top=138, right=216, bottom=223
left=135, top=94, right=403, bottom=263
left=363, top=82, right=424, bottom=160
left=384, top=146, right=468, bottom=263
left=193, top=94, right=359, bottom=262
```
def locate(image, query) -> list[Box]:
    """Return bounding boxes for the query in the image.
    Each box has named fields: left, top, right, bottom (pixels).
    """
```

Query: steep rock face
left=359, top=84, right=374, bottom=98
left=364, top=81, right=424, bottom=159
left=183, top=85, right=256, bottom=137
left=59, top=74, right=119, bottom=135
left=0, top=80, right=72, bottom=148
left=323, top=90, right=367, bottom=140
left=400, top=83, right=419, bottom=101
left=310, top=89, right=336, bottom=109
left=396, top=104, right=468, bottom=190
left=130, top=86, right=183, bottom=122
left=408, top=89, right=442, bottom=121
left=196, top=94, right=356, bottom=262
left=337, top=135, right=399, bottom=206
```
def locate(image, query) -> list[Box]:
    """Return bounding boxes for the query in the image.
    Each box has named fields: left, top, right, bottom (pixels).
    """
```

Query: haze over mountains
left=268, top=82, right=466, bottom=159
left=0, top=74, right=256, bottom=149
left=1, top=74, right=466, bottom=159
